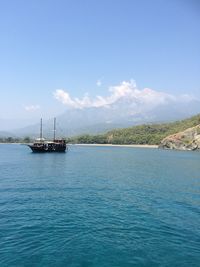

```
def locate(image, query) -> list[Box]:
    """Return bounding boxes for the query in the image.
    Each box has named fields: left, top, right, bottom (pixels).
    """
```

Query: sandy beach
left=72, top=143, right=158, bottom=148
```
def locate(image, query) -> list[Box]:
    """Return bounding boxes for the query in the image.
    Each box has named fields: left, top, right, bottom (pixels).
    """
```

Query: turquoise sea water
left=0, top=144, right=200, bottom=267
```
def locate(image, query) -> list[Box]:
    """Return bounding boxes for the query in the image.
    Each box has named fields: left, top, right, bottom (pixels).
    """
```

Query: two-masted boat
left=28, top=118, right=67, bottom=152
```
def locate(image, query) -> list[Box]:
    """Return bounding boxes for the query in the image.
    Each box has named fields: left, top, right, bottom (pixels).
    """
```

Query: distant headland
left=1, top=114, right=200, bottom=151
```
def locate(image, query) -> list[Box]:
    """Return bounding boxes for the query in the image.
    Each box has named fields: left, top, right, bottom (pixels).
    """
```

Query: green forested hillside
left=66, top=114, right=200, bottom=145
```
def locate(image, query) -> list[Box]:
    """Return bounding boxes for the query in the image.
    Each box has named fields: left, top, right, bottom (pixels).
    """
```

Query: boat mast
left=40, top=118, right=43, bottom=141
left=53, top=117, right=56, bottom=141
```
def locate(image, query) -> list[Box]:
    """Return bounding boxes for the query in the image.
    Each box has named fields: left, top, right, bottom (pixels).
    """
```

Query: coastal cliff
left=159, top=125, right=200, bottom=150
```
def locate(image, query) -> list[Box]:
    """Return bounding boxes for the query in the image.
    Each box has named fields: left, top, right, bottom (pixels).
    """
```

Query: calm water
left=0, top=144, right=200, bottom=267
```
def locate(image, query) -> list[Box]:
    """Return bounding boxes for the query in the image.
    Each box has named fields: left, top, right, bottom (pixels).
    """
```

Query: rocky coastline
left=159, top=125, right=200, bottom=151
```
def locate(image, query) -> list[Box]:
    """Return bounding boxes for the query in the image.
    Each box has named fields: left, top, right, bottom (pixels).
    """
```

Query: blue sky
left=0, top=0, right=200, bottom=127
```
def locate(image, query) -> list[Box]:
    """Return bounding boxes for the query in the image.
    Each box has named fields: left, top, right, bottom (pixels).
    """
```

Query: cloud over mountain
left=9, top=81, right=200, bottom=137
left=53, top=80, right=197, bottom=113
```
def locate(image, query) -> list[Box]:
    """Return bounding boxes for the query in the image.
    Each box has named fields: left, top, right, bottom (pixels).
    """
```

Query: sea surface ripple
left=0, top=144, right=200, bottom=267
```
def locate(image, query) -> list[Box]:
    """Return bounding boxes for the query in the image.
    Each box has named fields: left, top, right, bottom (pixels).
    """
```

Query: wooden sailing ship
left=28, top=118, right=67, bottom=152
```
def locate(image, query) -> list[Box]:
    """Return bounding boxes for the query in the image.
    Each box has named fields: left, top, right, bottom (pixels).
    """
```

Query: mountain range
left=1, top=95, right=200, bottom=138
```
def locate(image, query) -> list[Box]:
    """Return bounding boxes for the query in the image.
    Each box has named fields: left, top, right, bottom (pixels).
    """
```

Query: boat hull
left=28, top=143, right=67, bottom=153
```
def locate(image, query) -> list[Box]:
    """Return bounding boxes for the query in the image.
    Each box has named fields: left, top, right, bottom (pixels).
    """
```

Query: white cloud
left=96, top=79, right=102, bottom=87
left=53, top=80, right=196, bottom=111
left=25, top=105, right=40, bottom=111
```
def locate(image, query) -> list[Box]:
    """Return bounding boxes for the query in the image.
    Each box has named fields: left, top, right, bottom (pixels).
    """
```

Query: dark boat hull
left=28, top=143, right=67, bottom=153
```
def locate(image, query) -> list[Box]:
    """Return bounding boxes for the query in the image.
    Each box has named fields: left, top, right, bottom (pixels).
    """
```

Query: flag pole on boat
left=40, top=118, right=43, bottom=141
left=53, top=117, right=56, bottom=141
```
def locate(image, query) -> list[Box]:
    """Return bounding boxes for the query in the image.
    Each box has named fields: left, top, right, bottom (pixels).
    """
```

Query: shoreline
left=0, top=143, right=158, bottom=148
left=72, top=143, right=158, bottom=148
left=0, top=143, right=26, bottom=145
